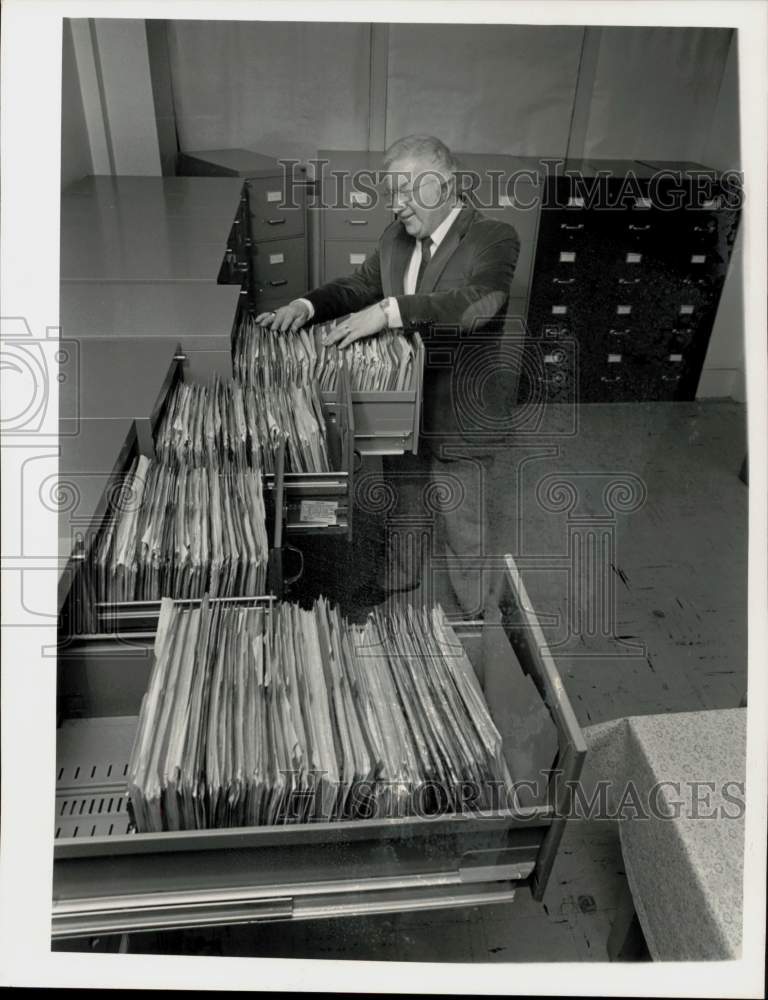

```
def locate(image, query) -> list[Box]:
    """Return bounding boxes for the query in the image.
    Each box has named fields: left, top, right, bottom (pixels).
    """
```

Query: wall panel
left=167, top=20, right=371, bottom=162
left=583, top=27, right=733, bottom=162
left=385, top=24, right=585, bottom=155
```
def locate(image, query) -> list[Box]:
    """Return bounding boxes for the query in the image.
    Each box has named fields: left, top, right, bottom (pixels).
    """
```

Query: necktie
left=415, top=237, right=432, bottom=292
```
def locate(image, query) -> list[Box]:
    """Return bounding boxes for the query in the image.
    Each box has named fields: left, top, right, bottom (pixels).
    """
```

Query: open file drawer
left=58, top=343, right=351, bottom=640
left=177, top=346, right=355, bottom=540
left=320, top=332, right=425, bottom=457
left=52, top=554, right=586, bottom=939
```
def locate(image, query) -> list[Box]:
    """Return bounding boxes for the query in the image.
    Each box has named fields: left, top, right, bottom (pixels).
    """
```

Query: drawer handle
left=609, top=328, right=630, bottom=336
left=265, top=218, right=286, bottom=225
left=601, top=375, right=623, bottom=383
left=552, top=277, right=576, bottom=285
left=560, top=223, right=584, bottom=231
left=618, top=278, right=641, bottom=285
left=268, top=279, right=288, bottom=287
left=348, top=219, right=369, bottom=226
left=662, top=374, right=681, bottom=382
left=628, top=224, right=651, bottom=231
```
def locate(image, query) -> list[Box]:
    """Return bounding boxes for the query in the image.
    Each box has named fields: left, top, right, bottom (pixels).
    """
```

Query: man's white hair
left=382, top=134, right=459, bottom=183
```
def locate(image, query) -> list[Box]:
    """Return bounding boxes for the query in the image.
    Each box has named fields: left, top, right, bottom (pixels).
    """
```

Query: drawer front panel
left=248, top=177, right=305, bottom=241
left=53, top=816, right=539, bottom=936
left=251, top=237, right=307, bottom=303
left=324, top=240, right=378, bottom=282
left=322, top=199, right=393, bottom=241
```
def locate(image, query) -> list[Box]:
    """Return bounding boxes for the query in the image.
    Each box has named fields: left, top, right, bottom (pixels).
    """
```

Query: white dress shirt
left=298, top=203, right=463, bottom=328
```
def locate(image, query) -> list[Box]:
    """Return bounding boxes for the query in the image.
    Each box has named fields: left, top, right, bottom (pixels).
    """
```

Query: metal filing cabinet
left=177, top=149, right=310, bottom=310
left=524, top=158, right=742, bottom=403
left=315, top=150, right=393, bottom=268
left=60, top=176, right=248, bottom=286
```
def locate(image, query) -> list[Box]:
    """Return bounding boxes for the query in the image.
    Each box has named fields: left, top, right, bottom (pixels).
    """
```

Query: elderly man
left=257, top=134, right=519, bottom=615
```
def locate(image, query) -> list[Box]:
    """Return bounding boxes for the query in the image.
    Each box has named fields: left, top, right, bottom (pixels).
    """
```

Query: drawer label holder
left=299, top=500, right=339, bottom=525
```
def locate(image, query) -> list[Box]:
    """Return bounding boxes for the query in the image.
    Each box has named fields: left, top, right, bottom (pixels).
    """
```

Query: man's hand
left=254, top=299, right=312, bottom=333
left=322, top=302, right=388, bottom=349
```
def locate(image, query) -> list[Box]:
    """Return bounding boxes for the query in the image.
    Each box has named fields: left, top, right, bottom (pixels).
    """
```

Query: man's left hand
left=322, top=303, right=388, bottom=349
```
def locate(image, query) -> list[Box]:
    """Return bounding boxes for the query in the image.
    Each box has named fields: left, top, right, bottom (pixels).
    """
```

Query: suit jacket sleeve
left=394, top=230, right=520, bottom=332
left=303, top=248, right=384, bottom=324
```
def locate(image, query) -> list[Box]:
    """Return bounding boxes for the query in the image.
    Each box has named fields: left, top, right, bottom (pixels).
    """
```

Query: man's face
left=384, top=156, right=454, bottom=239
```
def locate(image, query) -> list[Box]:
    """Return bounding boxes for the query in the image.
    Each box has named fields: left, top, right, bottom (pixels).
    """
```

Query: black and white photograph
left=1, top=1, right=766, bottom=994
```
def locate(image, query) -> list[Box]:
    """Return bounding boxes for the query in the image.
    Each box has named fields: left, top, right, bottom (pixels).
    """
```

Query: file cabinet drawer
left=247, top=177, right=305, bottom=242
left=322, top=199, right=393, bottom=240
left=52, top=553, right=586, bottom=938
left=175, top=348, right=355, bottom=539
left=317, top=148, right=391, bottom=240
left=320, top=333, right=424, bottom=456
left=324, top=240, right=378, bottom=281
left=251, top=237, right=307, bottom=303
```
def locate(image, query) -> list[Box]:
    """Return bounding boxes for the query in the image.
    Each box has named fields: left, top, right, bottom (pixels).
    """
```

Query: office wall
left=61, top=19, right=92, bottom=188
left=166, top=20, right=371, bottom=162
left=63, top=19, right=161, bottom=182
left=385, top=24, right=584, bottom=155
left=581, top=27, right=733, bottom=162
left=699, top=32, right=744, bottom=401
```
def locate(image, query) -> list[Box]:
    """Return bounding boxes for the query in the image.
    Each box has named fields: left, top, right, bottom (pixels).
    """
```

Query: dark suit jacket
left=306, top=204, right=521, bottom=445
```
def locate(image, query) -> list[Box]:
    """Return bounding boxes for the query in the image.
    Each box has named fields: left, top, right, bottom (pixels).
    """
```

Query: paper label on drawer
left=669, top=353, right=683, bottom=362
left=350, top=191, right=371, bottom=206
left=269, top=253, right=285, bottom=264
left=691, top=254, right=706, bottom=264
left=702, top=198, right=719, bottom=209
left=567, top=196, right=585, bottom=208
left=680, top=304, right=694, bottom=315
left=349, top=253, right=366, bottom=265
left=551, top=305, right=567, bottom=315
left=498, top=194, right=514, bottom=208
left=626, top=252, right=642, bottom=264
left=634, top=197, right=652, bottom=209
left=617, top=305, right=632, bottom=315
left=266, top=190, right=282, bottom=202
left=299, top=500, right=338, bottom=525
left=608, top=353, right=622, bottom=363
left=559, top=251, right=576, bottom=263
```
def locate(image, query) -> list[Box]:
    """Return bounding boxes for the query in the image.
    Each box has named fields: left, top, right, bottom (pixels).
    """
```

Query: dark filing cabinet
left=524, top=158, right=742, bottom=404
left=177, top=149, right=310, bottom=312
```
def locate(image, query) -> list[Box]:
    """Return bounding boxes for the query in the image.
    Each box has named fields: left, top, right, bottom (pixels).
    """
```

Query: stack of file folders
left=89, top=455, right=269, bottom=604
left=126, top=596, right=513, bottom=832
left=233, top=315, right=417, bottom=393
left=154, top=376, right=331, bottom=474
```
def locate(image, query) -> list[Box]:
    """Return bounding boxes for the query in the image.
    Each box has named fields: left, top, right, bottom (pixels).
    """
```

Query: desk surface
left=583, top=708, right=746, bottom=960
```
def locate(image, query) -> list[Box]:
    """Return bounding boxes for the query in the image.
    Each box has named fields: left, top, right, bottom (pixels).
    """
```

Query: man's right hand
left=254, top=299, right=312, bottom=333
